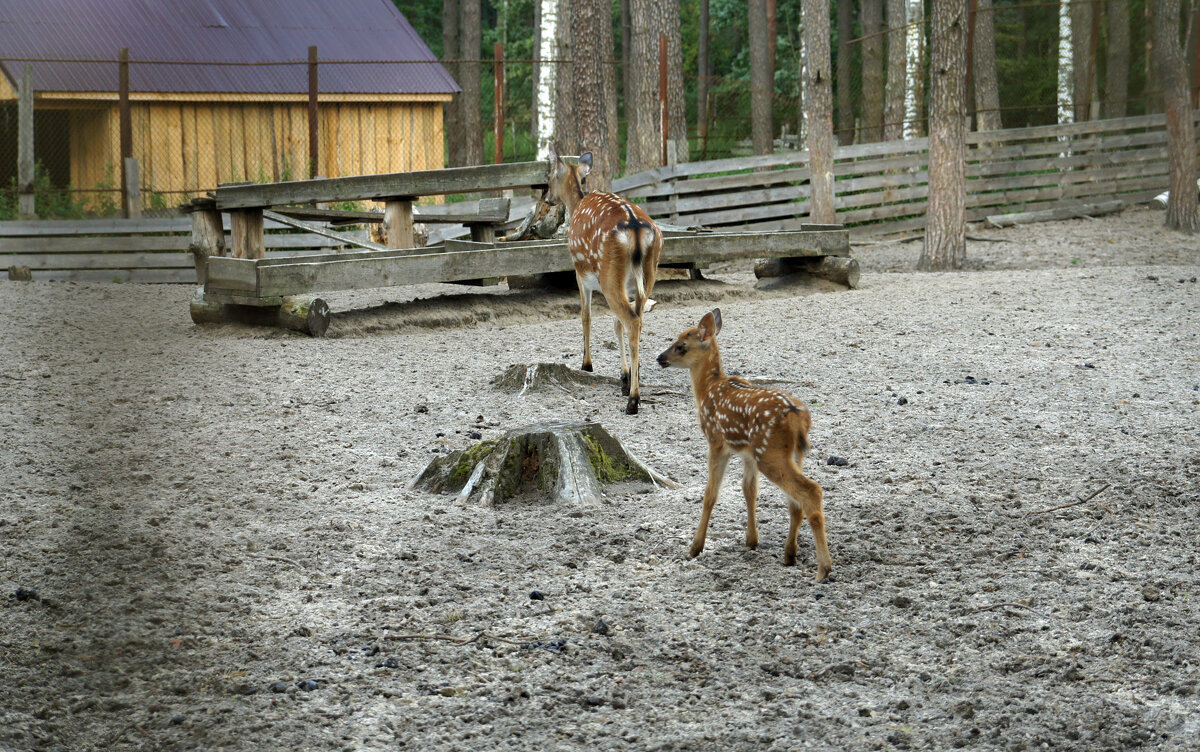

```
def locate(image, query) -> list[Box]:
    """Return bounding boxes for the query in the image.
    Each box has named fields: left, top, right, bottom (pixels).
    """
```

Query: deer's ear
left=710, top=308, right=722, bottom=336
left=578, top=152, right=593, bottom=178
left=698, top=312, right=715, bottom=341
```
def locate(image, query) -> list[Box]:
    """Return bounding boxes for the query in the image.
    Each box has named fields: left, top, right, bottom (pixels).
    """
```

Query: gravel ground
left=1, top=206, right=1198, bottom=752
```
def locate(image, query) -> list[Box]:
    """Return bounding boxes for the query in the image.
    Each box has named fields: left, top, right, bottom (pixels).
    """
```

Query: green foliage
left=0, top=162, right=102, bottom=220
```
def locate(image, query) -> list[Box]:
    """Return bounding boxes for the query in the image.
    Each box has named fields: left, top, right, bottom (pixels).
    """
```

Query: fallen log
left=753, top=256, right=860, bottom=289
left=189, top=290, right=331, bottom=337
left=985, top=200, right=1125, bottom=228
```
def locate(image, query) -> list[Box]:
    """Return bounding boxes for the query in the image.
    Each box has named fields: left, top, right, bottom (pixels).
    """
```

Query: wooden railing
left=618, top=112, right=1196, bottom=237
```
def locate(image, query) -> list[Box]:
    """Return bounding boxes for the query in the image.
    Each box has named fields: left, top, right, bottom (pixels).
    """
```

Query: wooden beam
left=188, top=200, right=225, bottom=285
left=17, top=63, right=34, bottom=219
left=119, top=48, right=132, bottom=218
left=214, top=161, right=549, bottom=210
left=384, top=198, right=415, bottom=249
left=230, top=209, right=265, bottom=259
left=262, top=210, right=391, bottom=251
left=123, top=157, right=141, bottom=219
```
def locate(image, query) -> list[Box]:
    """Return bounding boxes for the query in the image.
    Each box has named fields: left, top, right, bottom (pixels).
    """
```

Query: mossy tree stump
left=413, top=422, right=679, bottom=506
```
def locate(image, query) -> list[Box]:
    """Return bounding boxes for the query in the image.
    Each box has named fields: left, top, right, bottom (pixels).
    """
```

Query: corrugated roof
left=0, top=0, right=459, bottom=96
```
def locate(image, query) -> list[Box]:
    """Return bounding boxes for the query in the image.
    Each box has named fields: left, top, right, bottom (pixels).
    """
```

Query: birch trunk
left=904, top=0, right=925, bottom=138
left=535, top=0, right=561, bottom=158
left=803, top=0, right=835, bottom=224
left=919, top=0, right=967, bottom=272
left=1057, top=0, right=1074, bottom=126
left=884, top=0, right=907, bottom=141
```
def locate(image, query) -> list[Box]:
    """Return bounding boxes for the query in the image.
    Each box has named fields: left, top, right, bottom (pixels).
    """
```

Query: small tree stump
left=8, top=266, right=33, bottom=281
left=413, top=421, right=679, bottom=506
left=492, top=362, right=620, bottom=394
left=754, top=256, right=861, bottom=289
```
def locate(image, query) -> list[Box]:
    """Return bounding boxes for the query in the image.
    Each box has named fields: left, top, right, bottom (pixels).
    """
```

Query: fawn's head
left=657, top=309, right=722, bottom=369
left=545, top=151, right=593, bottom=208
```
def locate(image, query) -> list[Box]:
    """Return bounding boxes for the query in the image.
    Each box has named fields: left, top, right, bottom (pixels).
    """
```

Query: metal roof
left=0, top=0, right=459, bottom=96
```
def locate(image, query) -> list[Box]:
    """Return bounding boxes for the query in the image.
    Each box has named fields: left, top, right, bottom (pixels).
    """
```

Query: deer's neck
left=688, top=344, right=726, bottom=406
left=561, top=178, right=587, bottom=216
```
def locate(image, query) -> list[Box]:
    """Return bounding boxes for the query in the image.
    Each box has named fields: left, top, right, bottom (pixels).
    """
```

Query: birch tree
left=535, top=0, right=562, bottom=158
left=884, top=0, right=907, bottom=141
left=903, top=0, right=925, bottom=138
left=804, top=0, right=835, bottom=223
left=1056, top=0, right=1073, bottom=126
left=919, top=0, right=967, bottom=271
left=1154, top=0, right=1199, bottom=232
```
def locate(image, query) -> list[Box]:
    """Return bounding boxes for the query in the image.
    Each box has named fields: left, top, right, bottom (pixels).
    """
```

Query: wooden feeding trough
left=188, top=159, right=855, bottom=336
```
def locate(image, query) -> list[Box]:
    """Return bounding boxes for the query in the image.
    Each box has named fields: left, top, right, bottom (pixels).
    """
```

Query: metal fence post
left=493, top=43, right=505, bottom=165
left=119, top=48, right=132, bottom=217
left=308, top=46, right=319, bottom=179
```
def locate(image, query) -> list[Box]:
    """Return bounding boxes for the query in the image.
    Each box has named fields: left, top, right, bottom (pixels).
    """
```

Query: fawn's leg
left=765, top=460, right=832, bottom=581
left=614, top=318, right=629, bottom=395
left=742, top=458, right=759, bottom=550
left=625, top=312, right=643, bottom=415
left=690, top=444, right=731, bottom=558
left=579, top=281, right=593, bottom=372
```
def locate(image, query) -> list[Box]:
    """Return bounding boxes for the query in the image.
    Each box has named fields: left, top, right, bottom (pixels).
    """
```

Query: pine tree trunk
left=973, top=0, right=1001, bottom=130
left=460, top=0, right=484, bottom=165
left=698, top=0, right=710, bottom=153
left=536, top=0, right=562, bottom=158
left=904, top=0, right=925, bottom=137
left=1057, top=0, right=1074, bottom=125
left=664, top=1, right=687, bottom=165
left=1070, top=0, right=1092, bottom=121
left=837, top=0, right=855, bottom=144
left=884, top=0, right=907, bottom=140
left=555, top=0, right=576, bottom=154
left=804, top=0, right=836, bottom=224
left=1104, top=0, right=1129, bottom=118
left=443, top=0, right=464, bottom=167
left=1155, top=0, right=1200, bottom=232
left=861, top=0, right=886, bottom=142
left=573, top=0, right=618, bottom=191
left=919, top=0, right=967, bottom=271
left=750, top=0, right=774, bottom=155
left=626, top=0, right=685, bottom=171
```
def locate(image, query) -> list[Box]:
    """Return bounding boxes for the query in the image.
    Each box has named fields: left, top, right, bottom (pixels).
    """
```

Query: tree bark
left=573, top=0, right=618, bottom=191
left=1070, top=0, right=1092, bottom=121
left=698, top=0, right=710, bottom=153
left=750, top=0, right=774, bottom=155
left=919, top=0, right=967, bottom=271
left=665, top=1, right=687, bottom=164
left=1154, top=0, right=1200, bottom=232
left=535, top=0, right=563, bottom=158
left=804, top=0, right=836, bottom=224
left=973, top=0, right=1001, bottom=130
left=555, top=0, right=577, bottom=154
left=837, top=0, right=855, bottom=144
left=904, top=0, right=925, bottom=137
left=459, top=0, right=484, bottom=165
left=1057, top=0, right=1074, bottom=125
left=884, top=0, right=907, bottom=140
left=861, top=0, right=886, bottom=142
left=626, top=0, right=686, bottom=172
left=1104, top=0, right=1129, bottom=118
left=443, top=0, right=463, bottom=166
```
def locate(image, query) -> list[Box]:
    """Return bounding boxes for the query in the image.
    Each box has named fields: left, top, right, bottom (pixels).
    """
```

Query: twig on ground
left=1082, top=677, right=1153, bottom=685
left=969, top=602, right=1051, bottom=619
left=250, top=554, right=308, bottom=570
left=965, top=234, right=1010, bottom=242
left=384, top=631, right=532, bottom=645
left=1027, top=483, right=1112, bottom=517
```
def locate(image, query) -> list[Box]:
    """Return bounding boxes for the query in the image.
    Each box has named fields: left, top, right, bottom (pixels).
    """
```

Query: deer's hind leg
left=578, top=279, right=594, bottom=372
left=615, top=318, right=629, bottom=395
left=742, top=457, right=759, bottom=550
left=763, top=454, right=831, bottom=581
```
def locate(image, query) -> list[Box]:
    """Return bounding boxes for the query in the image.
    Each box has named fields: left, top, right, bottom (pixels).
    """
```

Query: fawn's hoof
left=688, top=545, right=703, bottom=559
left=783, top=552, right=797, bottom=566
left=581, top=362, right=593, bottom=372
left=745, top=539, right=758, bottom=551
left=620, top=371, right=631, bottom=396
left=815, top=564, right=833, bottom=582
left=625, top=396, right=639, bottom=415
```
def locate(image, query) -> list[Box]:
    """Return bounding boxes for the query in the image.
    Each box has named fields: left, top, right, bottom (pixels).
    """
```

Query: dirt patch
left=1, top=207, right=1198, bottom=751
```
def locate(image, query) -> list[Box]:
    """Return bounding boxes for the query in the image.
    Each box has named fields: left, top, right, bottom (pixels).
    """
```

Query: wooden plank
left=231, top=209, right=265, bottom=259
left=31, top=268, right=197, bottom=284
left=244, top=230, right=848, bottom=298
left=4, top=252, right=197, bottom=270
left=205, top=256, right=259, bottom=292
left=269, top=207, right=385, bottom=224
left=17, top=63, right=34, bottom=218
left=0, top=236, right=192, bottom=253
left=0, top=218, right=192, bottom=235
left=215, top=161, right=550, bottom=210
left=262, top=210, right=392, bottom=251
left=985, top=201, right=1126, bottom=227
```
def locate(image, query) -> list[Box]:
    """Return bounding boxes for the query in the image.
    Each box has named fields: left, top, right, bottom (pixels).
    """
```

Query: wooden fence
left=618, top=112, right=1196, bottom=238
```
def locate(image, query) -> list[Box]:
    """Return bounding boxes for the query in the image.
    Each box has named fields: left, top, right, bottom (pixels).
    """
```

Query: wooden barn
left=0, top=0, right=458, bottom=210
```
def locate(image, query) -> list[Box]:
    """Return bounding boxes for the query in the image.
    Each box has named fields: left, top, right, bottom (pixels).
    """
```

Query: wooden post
left=965, top=0, right=977, bottom=130
left=123, top=157, right=142, bottom=219
left=17, top=63, right=34, bottom=219
left=384, top=198, right=415, bottom=248
left=1192, top=0, right=1199, bottom=107
left=231, top=209, right=265, bottom=259
left=493, top=43, right=505, bottom=165
left=1086, top=0, right=1100, bottom=120
left=659, top=34, right=669, bottom=166
left=187, top=197, right=226, bottom=285
left=308, top=46, right=319, bottom=179
left=119, top=48, right=132, bottom=218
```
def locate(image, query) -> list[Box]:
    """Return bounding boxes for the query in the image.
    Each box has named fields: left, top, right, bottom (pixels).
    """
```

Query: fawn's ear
left=578, top=151, right=593, bottom=178
left=698, top=309, right=722, bottom=341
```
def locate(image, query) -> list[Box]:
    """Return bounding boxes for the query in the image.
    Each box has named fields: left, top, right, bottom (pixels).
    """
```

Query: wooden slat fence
left=620, top=112, right=1197, bottom=238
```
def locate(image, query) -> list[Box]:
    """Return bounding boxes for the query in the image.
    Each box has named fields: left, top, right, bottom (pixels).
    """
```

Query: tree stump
left=189, top=290, right=331, bottom=336
left=492, top=362, right=621, bottom=394
left=7, top=266, right=32, bottom=281
left=413, top=422, right=679, bottom=506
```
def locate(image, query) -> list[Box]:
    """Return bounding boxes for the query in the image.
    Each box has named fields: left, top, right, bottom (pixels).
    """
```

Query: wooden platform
left=200, top=229, right=851, bottom=306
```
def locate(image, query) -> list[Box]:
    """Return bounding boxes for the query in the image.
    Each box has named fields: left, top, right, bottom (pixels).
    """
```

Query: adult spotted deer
left=657, top=309, right=832, bottom=581
left=545, top=151, right=662, bottom=415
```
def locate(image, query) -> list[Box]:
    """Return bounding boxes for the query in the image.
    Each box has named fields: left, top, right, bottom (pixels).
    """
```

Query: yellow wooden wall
left=67, top=100, right=445, bottom=207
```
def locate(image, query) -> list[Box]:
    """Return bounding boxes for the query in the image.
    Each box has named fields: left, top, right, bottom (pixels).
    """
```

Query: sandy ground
left=1, top=207, right=1198, bottom=752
